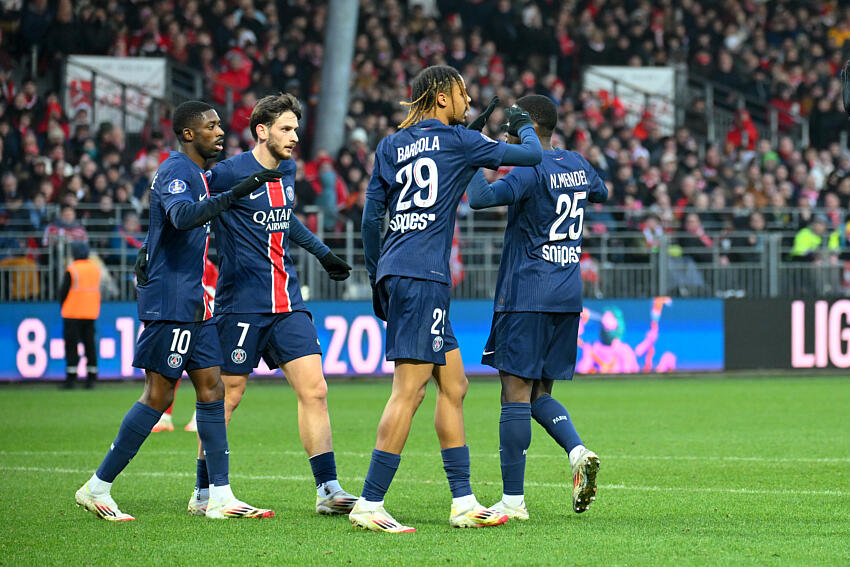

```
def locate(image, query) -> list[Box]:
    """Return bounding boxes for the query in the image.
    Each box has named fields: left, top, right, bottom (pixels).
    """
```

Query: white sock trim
left=452, top=494, right=477, bottom=510
left=88, top=474, right=111, bottom=495
left=357, top=497, right=383, bottom=512
left=569, top=445, right=587, bottom=468
left=209, top=484, right=234, bottom=503
left=502, top=494, right=525, bottom=507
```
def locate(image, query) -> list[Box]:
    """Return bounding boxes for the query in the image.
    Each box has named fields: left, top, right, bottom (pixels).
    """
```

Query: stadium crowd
left=2, top=0, right=850, bottom=277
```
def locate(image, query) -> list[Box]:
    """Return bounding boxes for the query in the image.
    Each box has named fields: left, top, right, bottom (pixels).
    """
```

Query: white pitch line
left=1, top=465, right=848, bottom=498
left=1, top=449, right=848, bottom=464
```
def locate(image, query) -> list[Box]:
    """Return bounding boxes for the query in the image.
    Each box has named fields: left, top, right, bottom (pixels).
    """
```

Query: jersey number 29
left=549, top=191, right=587, bottom=242
left=396, top=157, right=438, bottom=211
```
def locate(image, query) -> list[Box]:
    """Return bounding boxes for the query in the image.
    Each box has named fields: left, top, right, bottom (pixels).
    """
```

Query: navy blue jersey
left=208, top=151, right=304, bottom=314
left=367, top=119, right=508, bottom=285
left=494, top=149, right=606, bottom=313
left=137, top=151, right=213, bottom=322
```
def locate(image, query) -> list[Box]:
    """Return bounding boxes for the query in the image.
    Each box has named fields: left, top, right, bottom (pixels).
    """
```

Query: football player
left=187, top=93, right=357, bottom=517
left=466, top=94, right=607, bottom=519
left=75, top=101, right=279, bottom=521
left=351, top=65, right=543, bottom=533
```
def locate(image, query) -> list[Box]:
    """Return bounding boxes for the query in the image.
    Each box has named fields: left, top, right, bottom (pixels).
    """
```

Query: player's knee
left=196, top=380, right=225, bottom=403
left=140, top=387, right=175, bottom=412
left=225, top=388, right=244, bottom=412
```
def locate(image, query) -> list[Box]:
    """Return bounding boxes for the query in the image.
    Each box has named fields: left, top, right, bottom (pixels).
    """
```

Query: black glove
left=318, top=251, right=352, bottom=281
left=467, top=95, right=500, bottom=131
left=371, top=285, right=386, bottom=321
left=231, top=169, right=283, bottom=199
left=134, top=246, right=148, bottom=285
left=842, top=60, right=850, bottom=118
left=502, top=105, right=533, bottom=137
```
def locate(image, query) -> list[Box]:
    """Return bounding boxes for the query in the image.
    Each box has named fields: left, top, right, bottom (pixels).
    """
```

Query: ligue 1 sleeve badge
left=168, top=179, right=188, bottom=194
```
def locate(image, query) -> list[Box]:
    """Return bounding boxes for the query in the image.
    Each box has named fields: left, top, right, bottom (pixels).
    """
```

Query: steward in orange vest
left=59, top=242, right=101, bottom=389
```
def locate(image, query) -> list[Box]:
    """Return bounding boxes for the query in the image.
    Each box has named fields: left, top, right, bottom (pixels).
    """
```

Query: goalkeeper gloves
left=319, top=251, right=352, bottom=281
left=231, top=169, right=283, bottom=199
left=842, top=60, right=850, bottom=117
left=502, top=105, right=533, bottom=137
left=467, top=96, right=500, bottom=131
left=134, top=246, right=148, bottom=285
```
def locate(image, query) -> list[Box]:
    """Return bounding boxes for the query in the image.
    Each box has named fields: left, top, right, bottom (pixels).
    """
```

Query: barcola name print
left=396, top=136, right=440, bottom=163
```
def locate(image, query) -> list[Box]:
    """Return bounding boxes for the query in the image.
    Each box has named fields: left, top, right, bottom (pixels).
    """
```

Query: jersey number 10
left=549, top=191, right=587, bottom=242
left=396, top=157, right=438, bottom=211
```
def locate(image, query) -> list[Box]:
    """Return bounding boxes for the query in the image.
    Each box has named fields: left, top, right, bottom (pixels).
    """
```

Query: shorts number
left=396, top=157, right=438, bottom=211
left=169, top=329, right=191, bottom=354
left=236, top=322, right=250, bottom=347
left=431, top=308, right=445, bottom=335
left=549, top=191, right=587, bottom=242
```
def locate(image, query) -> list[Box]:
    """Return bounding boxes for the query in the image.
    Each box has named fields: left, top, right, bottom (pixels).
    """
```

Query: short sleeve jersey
left=137, top=151, right=213, bottom=322
left=494, top=148, right=607, bottom=313
left=208, top=151, right=304, bottom=314
left=367, top=119, right=508, bottom=285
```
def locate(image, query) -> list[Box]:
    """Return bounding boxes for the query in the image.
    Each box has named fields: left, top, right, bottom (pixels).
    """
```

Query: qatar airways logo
left=252, top=208, right=291, bottom=232
left=791, top=300, right=850, bottom=368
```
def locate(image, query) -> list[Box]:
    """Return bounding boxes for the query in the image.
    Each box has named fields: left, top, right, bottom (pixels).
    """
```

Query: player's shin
left=499, top=403, right=531, bottom=503
left=195, top=400, right=229, bottom=496
left=531, top=395, right=583, bottom=453
left=92, top=402, right=163, bottom=489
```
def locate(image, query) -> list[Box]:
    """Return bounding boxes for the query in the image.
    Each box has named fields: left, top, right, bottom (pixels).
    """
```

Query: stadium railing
left=1, top=204, right=846, bottom=302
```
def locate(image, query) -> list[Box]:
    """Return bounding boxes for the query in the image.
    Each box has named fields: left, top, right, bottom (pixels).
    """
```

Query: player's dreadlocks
left=399, top=65, right=468, bottom=128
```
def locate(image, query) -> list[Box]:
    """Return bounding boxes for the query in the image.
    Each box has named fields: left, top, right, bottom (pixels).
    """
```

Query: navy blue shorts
left=378, top=276, right=458, bottom=365
left=216, top=311, right=322, bottom=374
left=482, top=312, right=580, bottom=380
left=133, top=319, right=223, bottom=379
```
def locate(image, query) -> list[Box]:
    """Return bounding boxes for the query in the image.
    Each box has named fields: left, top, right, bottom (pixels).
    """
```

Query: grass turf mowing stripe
left=5, top=465, right=848, bottom=498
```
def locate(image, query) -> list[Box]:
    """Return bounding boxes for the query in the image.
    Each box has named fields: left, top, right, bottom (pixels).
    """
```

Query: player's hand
left=371, top=285, right=386, bottom=321
left=502, top=105, right=533, bottom=137
left=319, top=251, right=352, bottom=281
left=134, top=246, right=148, bottom=285
left=466, top=96, right=500, bottom=131
left=231, top=169, right=283, bottom=199
left=842, top=60, right=850, bottom=117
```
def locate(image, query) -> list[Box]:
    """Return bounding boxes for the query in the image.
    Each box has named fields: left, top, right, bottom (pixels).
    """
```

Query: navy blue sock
left=196, top=458, right=209, bottom=490
left=531, top=395, right=582, bottom=453
left=195, top=400, right=229, bottom=487
left=309, top=451, right=338, bottom=486
left=441, top=445, right=472, bottom=498
left=361, top=449, right=400, bottom=502
left=500, top=403, right=531, bottom=496
left=95, top=402, right=162, bottom=483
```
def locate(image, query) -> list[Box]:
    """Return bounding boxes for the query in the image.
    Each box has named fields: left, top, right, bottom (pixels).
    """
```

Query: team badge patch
left=168, top=179, right=188, bottom=194
left=231, top=348, right=247, bottom=364
left=167, top=353, right=183, bottom=368
left=285, top=185, right=295, bottom=202
left=432, top=336, right=444, bottom=352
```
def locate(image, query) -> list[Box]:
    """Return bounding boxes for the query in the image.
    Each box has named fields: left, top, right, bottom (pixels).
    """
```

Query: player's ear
left=436, top=91, right=449, bottom=108
left=182, top=127, right=194, bottom=143
left=255, top=123, right=267, bottom=141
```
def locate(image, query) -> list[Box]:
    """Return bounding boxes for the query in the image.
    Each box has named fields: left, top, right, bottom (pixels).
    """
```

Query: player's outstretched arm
left=289, top=215, right=352, bottom=281
left=466, top=169, right=514, bottom=210
left=167, top=169, right=282, bottom=230
left=499, top=107, right=543, bottom=166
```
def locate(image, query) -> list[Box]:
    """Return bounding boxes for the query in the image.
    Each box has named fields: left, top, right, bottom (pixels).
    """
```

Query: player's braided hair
left=250, top=93, right=302, bottom=141
left=398, top=65, right=468, bottom=128
left=172, top=100, right=214, bottom=143
left=515, top=94, right=558, bottom=138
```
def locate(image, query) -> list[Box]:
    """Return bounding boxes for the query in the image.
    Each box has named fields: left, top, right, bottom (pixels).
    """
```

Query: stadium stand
left=2, top=0, right=850, bottom=301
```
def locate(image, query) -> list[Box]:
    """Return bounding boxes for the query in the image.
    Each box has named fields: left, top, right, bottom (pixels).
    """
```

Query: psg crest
left=432, top=336, right=444, bottom=352
left=285, top=185, right=295, bottom=202
left=167, top=353, right=183, bottom=368
left=231, top=348, right=247, bottom=364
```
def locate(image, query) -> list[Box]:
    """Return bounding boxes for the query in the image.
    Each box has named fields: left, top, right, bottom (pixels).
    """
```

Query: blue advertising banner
left=0, top=298, right=723, bottom=381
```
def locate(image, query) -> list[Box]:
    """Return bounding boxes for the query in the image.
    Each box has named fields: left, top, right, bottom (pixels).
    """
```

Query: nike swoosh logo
left=482, top=350, right=494, bottom=355
left=249, top=190, right=266, bottom=200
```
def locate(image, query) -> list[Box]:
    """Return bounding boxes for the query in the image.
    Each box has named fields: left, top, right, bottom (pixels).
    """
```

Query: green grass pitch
left=1, top=376, right=848, bottom=566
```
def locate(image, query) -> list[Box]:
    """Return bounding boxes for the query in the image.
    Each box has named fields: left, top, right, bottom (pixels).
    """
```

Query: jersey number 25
left=549, top=191, right=586, bottom=242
